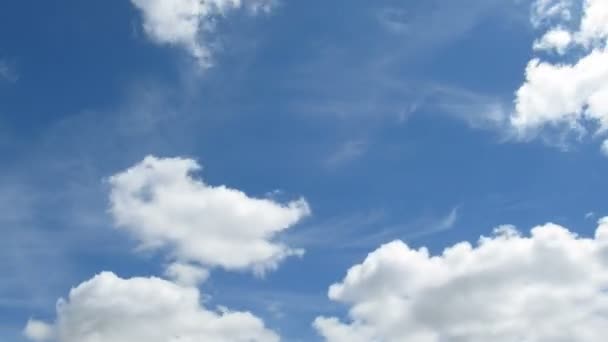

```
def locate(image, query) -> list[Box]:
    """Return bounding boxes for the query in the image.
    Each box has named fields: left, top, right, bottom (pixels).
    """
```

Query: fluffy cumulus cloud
left=530, top=0, right=573, bottom=27
left=315, top=219, right=608, bottom=342
left=108, top=156, right=310, bottom=277
left=23, top=155, right=306, bottom=341
left=511, top=0, right=608, bottom=145
left=24, top=319, right=54, bottom=342
left=24, top=272, right=278, bottom=342
left=533, top=28, right=572, bottom=53
left=130, top=0, right=274, bottom=67
left=165, top=261, right=211, bottom=286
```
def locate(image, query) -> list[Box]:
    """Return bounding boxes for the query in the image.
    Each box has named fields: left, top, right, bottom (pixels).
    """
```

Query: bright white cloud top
left=108, top=155, right=310, bottom=276
left=23, top=155, right=310, bottom=342
left=512, top=0, right=608, bottom=144
left=315, top=218, right=608, bottom=342
left=24, top=272, right=279, bottom=342
left=130, top=0, right=274, bottom=67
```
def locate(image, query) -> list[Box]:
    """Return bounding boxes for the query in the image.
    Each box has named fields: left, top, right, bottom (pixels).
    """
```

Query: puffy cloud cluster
left=130, top=0, right=275, bottom=67
left=108, top=156, right=310, bottom=277
left=532, top=28, right=572, bottom=53
left=512, top=0, right=608, bottom=148
left=24, top=272, right=279, bottom=342
left=530, top=0, right=574, bottom=27
left=315, top=219, right=608, bottom=342
left=24, top=156, right=309, bottom=342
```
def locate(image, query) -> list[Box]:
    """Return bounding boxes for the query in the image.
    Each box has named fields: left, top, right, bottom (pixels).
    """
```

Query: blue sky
left=2, top=1, right=608, bottom=341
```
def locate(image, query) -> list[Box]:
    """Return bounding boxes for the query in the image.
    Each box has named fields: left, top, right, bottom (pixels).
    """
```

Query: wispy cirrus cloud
left=287, top=207, right=461, bottom=251
left=324, top=140, right=369, bottom=169
left=0, top=60, right=18, bottom=82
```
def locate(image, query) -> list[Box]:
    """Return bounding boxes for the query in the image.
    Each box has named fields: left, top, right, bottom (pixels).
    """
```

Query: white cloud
left=601, top=139, right=608, bottom=156
left=512, top=48, right=608, bottom=136
left=108, top=156, right=310, bottom=276
left=511, top=0, right=608, bottom=146
left=24, top=319, right=55, bottom=342
left=165, top=262, right=210, bottom=286
left=533, top=28, right=572, bottom=53
left=130, top=0, right=274, bottom=67
left=530, top=0, right=573, bottom=27
left=24, top=272, right=278, bottom=342
left=577, top=0, right=608, bottom=46
left=315, top=218, right=608, bottom=342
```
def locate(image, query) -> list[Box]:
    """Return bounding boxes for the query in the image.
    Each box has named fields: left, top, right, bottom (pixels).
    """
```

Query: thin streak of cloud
left=287, top=206, right=461, bottom=250
left=433, top=206, right=459, bottom=232
left=324, top=140, right=368, bottom=169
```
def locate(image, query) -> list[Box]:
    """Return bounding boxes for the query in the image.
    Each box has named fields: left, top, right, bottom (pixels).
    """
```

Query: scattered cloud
left=284, top=0, right=519, bottom=127
left=424, top=85, right=509, bottom=131
left=530, top=0, right=573, bottom=28
left=0, top=60, right=18, bottom=82
left=511, top=0, right=608, bottom=149
left=533, top=28, right=573, bottom=54
left=602, top=139, right=608, bottom=156
left=21, top=155, right=312, bottom=341
left=24, top=272, right=278, bottom=342
left=324, top=140, right=368, bottom=169
left=130, top=0, right=274, bottom=68
left=433, top=207, right=459, bottom=232
left=376, top=7, right=410, bottom=35
left=288, top=207, right=460, bottom=251
left=164, top=262, right=210, bottom=286
left=24, top=319, right=54, bottom=342
left=108, top=156, right=310, bottom=277
left=315, top=218, right=608, bottom=341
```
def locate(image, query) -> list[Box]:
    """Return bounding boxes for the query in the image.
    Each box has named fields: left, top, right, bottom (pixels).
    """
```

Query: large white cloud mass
left=108, top=155, right=310, bottom=276
left=24, top=272, right=279, bottom=342
left=24, top=155, right=306, bottom=341
left=130, top=0, right=274, bottom=67
left=512, top=0, right=608, bottom=145
left=315, top=218, right=608, bottom=342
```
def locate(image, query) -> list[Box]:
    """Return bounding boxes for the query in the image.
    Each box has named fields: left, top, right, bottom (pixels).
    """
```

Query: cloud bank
left=315, top=218, right=608, bottom=341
